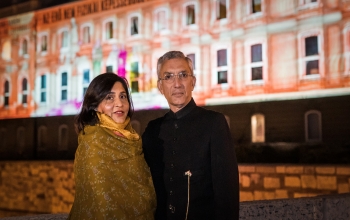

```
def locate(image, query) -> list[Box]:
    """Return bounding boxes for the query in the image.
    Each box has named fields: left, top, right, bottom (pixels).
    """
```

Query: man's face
left=157, top=58, right=196, bottom=113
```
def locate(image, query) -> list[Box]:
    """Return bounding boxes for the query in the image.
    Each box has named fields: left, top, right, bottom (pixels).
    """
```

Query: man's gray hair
left=157, top=51, right=194, bottom=78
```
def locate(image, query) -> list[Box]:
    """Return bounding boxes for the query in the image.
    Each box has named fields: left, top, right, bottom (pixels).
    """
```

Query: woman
left=68, top=73, right=156, bottom=220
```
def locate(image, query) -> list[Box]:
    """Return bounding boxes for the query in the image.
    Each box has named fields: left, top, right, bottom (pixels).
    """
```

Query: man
left=142, top=51, right=239, bottom=220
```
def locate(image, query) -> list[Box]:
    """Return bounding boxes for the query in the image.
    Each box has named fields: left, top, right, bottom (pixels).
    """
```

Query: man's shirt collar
left=167, top=98, right=196, bottom=119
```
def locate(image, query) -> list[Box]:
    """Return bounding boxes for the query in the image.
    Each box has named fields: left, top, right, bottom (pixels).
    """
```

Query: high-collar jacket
left=142, top=99, right=239, bottom=220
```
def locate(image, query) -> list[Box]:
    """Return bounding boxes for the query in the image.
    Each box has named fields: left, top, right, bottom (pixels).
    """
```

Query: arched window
left=251, top=113, right=265, bottom=143
left=22, top=39, right=28, bottom=55
left=305, top=110, right=322, bottom=142
left=58, top=125, right=68, bottom=151
left=38, top=126, right=48, bottom=150
left=22, top=78, right=28, bottom=104
left=4, top=80, right=10, bottom=107
left=16, top=127, right=25, bottom=154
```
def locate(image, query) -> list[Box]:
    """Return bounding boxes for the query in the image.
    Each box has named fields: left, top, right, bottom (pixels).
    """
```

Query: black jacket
left=142, top=99, right=239, bottom=220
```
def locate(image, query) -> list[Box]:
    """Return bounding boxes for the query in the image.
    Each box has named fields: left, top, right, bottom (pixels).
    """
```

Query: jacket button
left=169, top=204, right=175, bottom=213
left=169, top=190, right=173, bottom=195
left=170, top=177, right=173, bottom=181
left=173, top=137, right=177, bottom=141
left=172, top=150, right=176, bottom=155
left=170, top=163, right=174, bottom=168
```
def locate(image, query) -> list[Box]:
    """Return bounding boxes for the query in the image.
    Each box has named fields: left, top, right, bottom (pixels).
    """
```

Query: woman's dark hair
left=75, top=72, right=134, bottom=134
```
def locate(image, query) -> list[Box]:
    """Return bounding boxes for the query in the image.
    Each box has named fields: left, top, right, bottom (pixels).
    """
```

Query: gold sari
left=68, top=113, right=156, bottom=220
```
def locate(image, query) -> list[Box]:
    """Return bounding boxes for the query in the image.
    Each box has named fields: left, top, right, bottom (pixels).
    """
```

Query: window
left=82, top=26, right=90, bottom=44
left=22, top=39, right=28, bottom=55
left=305, top=110, right=322, bottom=142
left=16, top=127, right=25, bottom=154
left=251, top=44, right=263, bottom=80
left=300, top=0, right=318, bottom=5
left=305, top=36, right=319, bottom=75
left=22, top=78, right=28, bottom=105
left=217, top=49, right=228, bottom=84
left=58, top=125, right=68, bottom=151
left=83, top=69, right=90, bottom=96
left=187, top=53, right=196, bottom=70
left=41, top=35, right=47, bottom=52
left=4, top=80, right=9, bottom=107
left=40, top=75, right=47, bottom=103
left=61, top=31, right=68, bottom=48
left=298, top=0, right=319, bottom=10
left=131, top=16, right=139, bottom=35
left=251, top=114, right=265, bottom=143
left=186, top=4, right=195, bottom=25
left=156, top=10, right=166, bottom=31
left=216, top=0, right=227, bottom=20
left=2, top=40, right=11, bottom=60
left=38, top=126, right=47, bottom=150
left=106, top=21, right=113, bottom=39
left=106, top=65, right=113, bottom=73
left=130, top=62, right=139, bottom=93
left=61, top=72, right=68, bottom=101
left=252, top=0, right=262, bottom=13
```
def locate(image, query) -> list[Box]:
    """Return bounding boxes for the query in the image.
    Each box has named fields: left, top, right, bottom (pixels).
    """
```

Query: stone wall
left=239, top=164, right=350, bottom=201
left=0, top=161, right=349, bottom=217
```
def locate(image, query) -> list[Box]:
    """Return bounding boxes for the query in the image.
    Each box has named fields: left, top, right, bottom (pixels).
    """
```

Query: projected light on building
left=0, top=0, right=350, bottom=119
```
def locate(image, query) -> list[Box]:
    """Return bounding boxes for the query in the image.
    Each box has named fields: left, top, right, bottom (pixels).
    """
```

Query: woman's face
left=97, top=81, right=130, bottom=124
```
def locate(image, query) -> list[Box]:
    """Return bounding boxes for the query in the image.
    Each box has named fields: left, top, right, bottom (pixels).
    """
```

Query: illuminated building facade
left=0, top=0, right=350, bottom=155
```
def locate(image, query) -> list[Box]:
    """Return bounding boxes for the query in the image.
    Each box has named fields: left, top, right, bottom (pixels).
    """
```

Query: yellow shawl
left=68, top=114, right=156, bottom=220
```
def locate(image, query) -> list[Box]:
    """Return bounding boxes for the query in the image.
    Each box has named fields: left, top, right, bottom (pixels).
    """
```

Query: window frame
left=2, top=40, right=11, bottom=61
left=216, top=0, right=228, bottom=20
left=251, top=113, right=265, bottom=143
left=58, top=28, right=69, bottom=52
left=60, top=72, right=68, bottom=102
left=58, top=124, right=69, bottom=151
left=22, top=38, right=28, bottom=56
left=305, top=110, right=322, bottom=142
left=103, top=18, right=116, bottom=41
left=298, top=30, right=324, bottom=80
left=81, top=24, right=92, bottom=45
left=37, top=125, right=48, bottom=151
left=37, top=32, right=49, bottom=55
left=40, top=74, right=47, bottom=104
left=298, top=0, right=319, bottom=10
left=183, top=2, right=198, bottom=27
left=3, top=80, right=10, bottom=107
left=128, top=13, right=141, bottom=37
left=154, top=8, right=168, bottom=32
left=82, top=69, right=91, bottom=96
left=211, top=43, right=232, bottom=89
left=21, top=78, right=28, bottom=106
left=245, top=38, right=267, bottom=85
